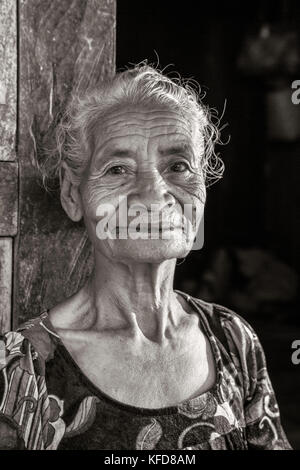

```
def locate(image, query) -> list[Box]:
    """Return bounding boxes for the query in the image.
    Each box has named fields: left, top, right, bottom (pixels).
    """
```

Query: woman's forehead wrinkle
left=96, top=132, right=194, bottom=158
left=106, top=114, right=190, bottom=127
left=100, top=120, right=193, bottom=139
left=90, top=107, right=200, bottom=171
left=102, top=106, right=191, bottom=124
left=93, top=128, right=194, bottom=155
left=100, top=107, right=193, bottom=134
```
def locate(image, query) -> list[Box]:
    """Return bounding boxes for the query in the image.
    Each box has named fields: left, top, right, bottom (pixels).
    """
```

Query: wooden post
left=0, top=0, right=17, bottom=332
left=8, top=0, right=115, bottom=328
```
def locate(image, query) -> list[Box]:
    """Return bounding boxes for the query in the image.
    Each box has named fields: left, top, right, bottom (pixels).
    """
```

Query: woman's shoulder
left=177, top=289, right=258, bottom=346
left=183, top=292, right=269, bottom=398
left=178, top=290, right=265, bottom=374
left=0, top=311, right=59, bottom=370
left=0, top=312, right=64, bottom=450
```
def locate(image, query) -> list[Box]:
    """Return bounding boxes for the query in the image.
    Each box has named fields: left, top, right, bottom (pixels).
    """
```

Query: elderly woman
left=0, top=65, right=291, bottom=450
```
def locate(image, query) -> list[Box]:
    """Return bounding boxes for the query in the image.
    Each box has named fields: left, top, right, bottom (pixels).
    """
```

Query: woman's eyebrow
left=106, top=149, right=134, bottom=158
left=158, top=143, right=194, bottom=157
left=94, top=148, right=135, bottom=161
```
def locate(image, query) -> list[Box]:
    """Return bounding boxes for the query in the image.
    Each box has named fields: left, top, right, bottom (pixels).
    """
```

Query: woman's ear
left=60, top=162, right=83, bottom=222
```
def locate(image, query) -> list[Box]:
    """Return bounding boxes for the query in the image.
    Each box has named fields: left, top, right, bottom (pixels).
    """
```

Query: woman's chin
left=97, top=237, right=193, bottom=263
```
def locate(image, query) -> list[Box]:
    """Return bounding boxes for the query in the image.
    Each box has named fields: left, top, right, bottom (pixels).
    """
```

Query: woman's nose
left=128, top=171, right=175, bottom=212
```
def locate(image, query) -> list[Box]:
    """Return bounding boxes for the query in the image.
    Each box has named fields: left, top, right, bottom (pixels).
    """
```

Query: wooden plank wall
left=0, top=0, right=17, bottom=332
left=0, top=0, right=116, bottom=331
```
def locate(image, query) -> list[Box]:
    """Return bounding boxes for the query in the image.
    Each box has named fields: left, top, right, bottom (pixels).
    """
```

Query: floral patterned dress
left=0, top=290, right=292, bottom=450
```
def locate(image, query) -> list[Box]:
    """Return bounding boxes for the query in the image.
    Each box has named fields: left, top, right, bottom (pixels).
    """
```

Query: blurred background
left=117, top=0, right=300, bottom=448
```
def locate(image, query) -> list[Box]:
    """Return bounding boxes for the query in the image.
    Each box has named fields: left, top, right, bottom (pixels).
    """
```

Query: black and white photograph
left=0, top=0, right=299, bottom=453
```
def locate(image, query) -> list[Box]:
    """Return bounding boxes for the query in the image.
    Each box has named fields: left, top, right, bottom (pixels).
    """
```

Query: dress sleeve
left=0, top=330, right=59, bottom=450
left=221, top=312, right=292, bottom=450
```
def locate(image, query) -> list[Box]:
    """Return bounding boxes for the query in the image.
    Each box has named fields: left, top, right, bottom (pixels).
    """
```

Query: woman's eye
left=106, top=165, right=127, bottom=175
left=170, top=161, right=189, bottom=172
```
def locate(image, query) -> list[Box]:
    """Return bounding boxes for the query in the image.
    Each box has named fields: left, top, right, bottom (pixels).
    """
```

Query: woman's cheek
left=177, top=179, right=206, bottom=232
left=169, top=171, right=205, bottom=200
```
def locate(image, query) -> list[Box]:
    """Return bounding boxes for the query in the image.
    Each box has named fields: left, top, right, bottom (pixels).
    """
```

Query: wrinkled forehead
left=91, top=104, right=204, bottom=155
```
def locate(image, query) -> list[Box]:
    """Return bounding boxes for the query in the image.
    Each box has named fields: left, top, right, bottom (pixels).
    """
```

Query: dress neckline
left=40, top=290, right=225, bottom=416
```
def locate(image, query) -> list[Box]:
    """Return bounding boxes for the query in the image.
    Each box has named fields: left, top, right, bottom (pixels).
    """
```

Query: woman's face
left=79, top=104, right=206, bottom=263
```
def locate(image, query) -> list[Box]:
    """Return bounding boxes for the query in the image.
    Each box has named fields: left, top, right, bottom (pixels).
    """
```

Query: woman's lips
left=116, top=225, right=183, bottom=232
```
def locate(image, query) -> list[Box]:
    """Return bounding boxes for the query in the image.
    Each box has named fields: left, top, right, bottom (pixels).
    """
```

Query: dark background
left=117, top=0, right=300, bottom=448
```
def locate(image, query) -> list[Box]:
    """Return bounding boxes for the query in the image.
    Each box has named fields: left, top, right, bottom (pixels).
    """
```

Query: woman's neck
left=49, top=252, right=192, bottom=344
left=87, top=255, right=186, bottom=343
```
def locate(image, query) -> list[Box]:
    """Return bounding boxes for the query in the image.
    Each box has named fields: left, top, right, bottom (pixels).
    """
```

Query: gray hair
left=40, top=63, right=224, bottom=191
